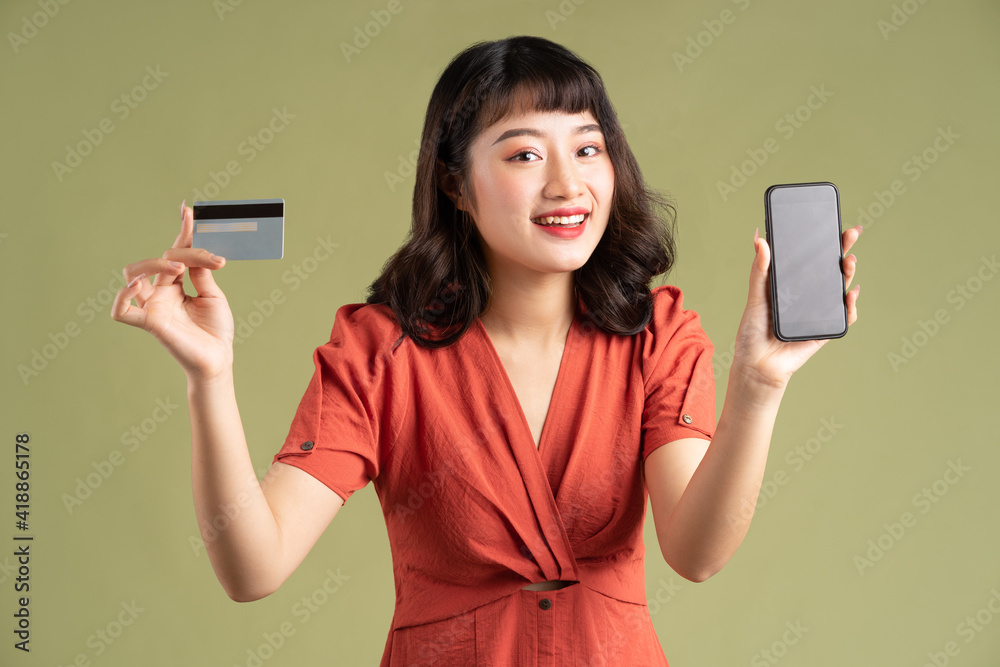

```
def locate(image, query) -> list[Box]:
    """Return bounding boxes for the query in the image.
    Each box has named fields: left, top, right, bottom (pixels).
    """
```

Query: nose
left=543, top=152, right=586, bottom=200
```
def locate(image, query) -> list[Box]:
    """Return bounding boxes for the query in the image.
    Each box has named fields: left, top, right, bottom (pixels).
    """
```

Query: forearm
left=188, top=370, right=283, bottom=601
left=659, top=365, right=786, bottom=581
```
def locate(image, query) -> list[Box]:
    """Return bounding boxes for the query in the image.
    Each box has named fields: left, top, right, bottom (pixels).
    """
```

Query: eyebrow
left=491, top=123, right=603, bottom=146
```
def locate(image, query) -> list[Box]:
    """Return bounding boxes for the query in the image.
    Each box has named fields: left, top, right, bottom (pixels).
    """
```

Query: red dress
left=271, top=285, right=717, bottom=665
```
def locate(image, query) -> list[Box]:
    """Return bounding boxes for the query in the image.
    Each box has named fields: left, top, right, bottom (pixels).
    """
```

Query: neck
left=479, top=268, right=576, bottom=348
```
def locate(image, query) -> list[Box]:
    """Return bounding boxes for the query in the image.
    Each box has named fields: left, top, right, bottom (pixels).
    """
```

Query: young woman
left=112, top=35, right=861, bottom=666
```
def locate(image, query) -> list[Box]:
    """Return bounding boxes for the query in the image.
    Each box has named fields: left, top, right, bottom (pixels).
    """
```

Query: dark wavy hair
left=366, top=35, right=677, bottom=348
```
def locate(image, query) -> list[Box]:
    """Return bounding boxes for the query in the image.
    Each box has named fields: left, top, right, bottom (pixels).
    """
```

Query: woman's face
left=460, top=107, right=614, bottom=282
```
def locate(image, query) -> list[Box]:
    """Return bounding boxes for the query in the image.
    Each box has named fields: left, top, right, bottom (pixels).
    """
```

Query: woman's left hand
left=731, top=225, right=862, bottom=389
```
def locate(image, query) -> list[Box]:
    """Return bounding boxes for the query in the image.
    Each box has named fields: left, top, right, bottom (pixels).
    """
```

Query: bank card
left=192, top=198, right=284, bottom=260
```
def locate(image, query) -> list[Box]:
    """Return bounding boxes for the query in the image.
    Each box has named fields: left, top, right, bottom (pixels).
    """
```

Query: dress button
left=682, top=414, right=693, bottom=424
left=301, top=441, right=315, bottom=451
left=539, top=598, right=552, bottom=610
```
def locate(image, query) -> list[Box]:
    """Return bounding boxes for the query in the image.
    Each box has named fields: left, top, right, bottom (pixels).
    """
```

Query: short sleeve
left=640, top=285, right=717, bottom=460
left=271, top=303, right=401, bottom=504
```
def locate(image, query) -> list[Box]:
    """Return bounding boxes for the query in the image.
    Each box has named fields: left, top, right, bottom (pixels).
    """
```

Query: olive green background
left=2, top=0, right=998, bottom=664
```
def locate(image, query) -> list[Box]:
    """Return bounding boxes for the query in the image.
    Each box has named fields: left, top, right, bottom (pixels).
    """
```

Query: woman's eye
left=510, top=145, right=603, bottom=162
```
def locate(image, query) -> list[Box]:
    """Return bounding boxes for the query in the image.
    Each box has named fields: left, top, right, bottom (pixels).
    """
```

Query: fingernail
left=181, top=199, right=186, bottom=220
left=169, top=261, right=184, bottom=269
left=754, top=226, right=759, bottom=251
left=210, top=254, right=224, bottom=262
left=857, top=224, right=863, bottom=233
left=127, top=273, right=146, bottom=289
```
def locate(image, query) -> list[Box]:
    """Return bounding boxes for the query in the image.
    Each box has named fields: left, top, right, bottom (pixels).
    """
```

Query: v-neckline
left=474, top=304, right=578, bottom=455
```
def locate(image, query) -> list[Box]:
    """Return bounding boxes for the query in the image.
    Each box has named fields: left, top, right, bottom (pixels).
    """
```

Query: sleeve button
left=301, top=441, right=315, bottom=451
left=682, top=414, right=693, bottom=424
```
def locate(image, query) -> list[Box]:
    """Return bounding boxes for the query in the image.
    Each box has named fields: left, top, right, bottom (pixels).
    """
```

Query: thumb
left=188, top=261, right=227, bottom=299
left=748, top=227, right=771, bottom=307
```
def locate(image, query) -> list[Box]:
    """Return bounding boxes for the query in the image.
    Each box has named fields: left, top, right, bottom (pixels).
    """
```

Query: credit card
left=192, top=198, right=284, bottom=260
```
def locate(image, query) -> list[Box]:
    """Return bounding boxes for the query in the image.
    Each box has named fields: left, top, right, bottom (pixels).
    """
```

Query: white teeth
left=532, top=213, right=586, bottom=226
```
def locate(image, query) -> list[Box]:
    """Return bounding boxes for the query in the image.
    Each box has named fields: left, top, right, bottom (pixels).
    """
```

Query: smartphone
left=764, top=182, right=847, bottom=341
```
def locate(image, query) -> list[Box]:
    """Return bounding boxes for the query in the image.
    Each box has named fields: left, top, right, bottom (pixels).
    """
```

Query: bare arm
left=188, top=370, right=343, bottom=602
left=112, top=202, right=343, bottom=602
left=644, top=224, right=862, bottom=582
left=645, top=372, right=784, bottom=582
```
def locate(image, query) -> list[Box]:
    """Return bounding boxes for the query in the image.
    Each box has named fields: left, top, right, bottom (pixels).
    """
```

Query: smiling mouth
left=531, top=212, right=588, bottom=227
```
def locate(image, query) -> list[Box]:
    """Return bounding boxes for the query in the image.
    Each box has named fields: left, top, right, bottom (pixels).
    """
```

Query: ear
left=436, top=158, right=465, bottom=211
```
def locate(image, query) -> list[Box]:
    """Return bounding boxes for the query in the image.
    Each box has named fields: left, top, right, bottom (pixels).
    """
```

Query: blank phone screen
left=767, top=184, right=847, bottom=340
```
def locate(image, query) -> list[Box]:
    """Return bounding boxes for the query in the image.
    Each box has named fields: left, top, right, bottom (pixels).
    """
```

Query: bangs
left=469, top=47, right=606, bottom=134
left=477, top=75, right=601, bottom=130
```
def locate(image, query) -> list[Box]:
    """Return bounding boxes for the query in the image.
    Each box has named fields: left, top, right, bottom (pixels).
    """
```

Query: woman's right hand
left=111, top=201, right=234, bottom=382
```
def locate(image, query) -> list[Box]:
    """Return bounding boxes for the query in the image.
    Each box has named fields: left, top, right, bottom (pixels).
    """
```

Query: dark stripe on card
left=193, top=202, right=284, bottom=220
